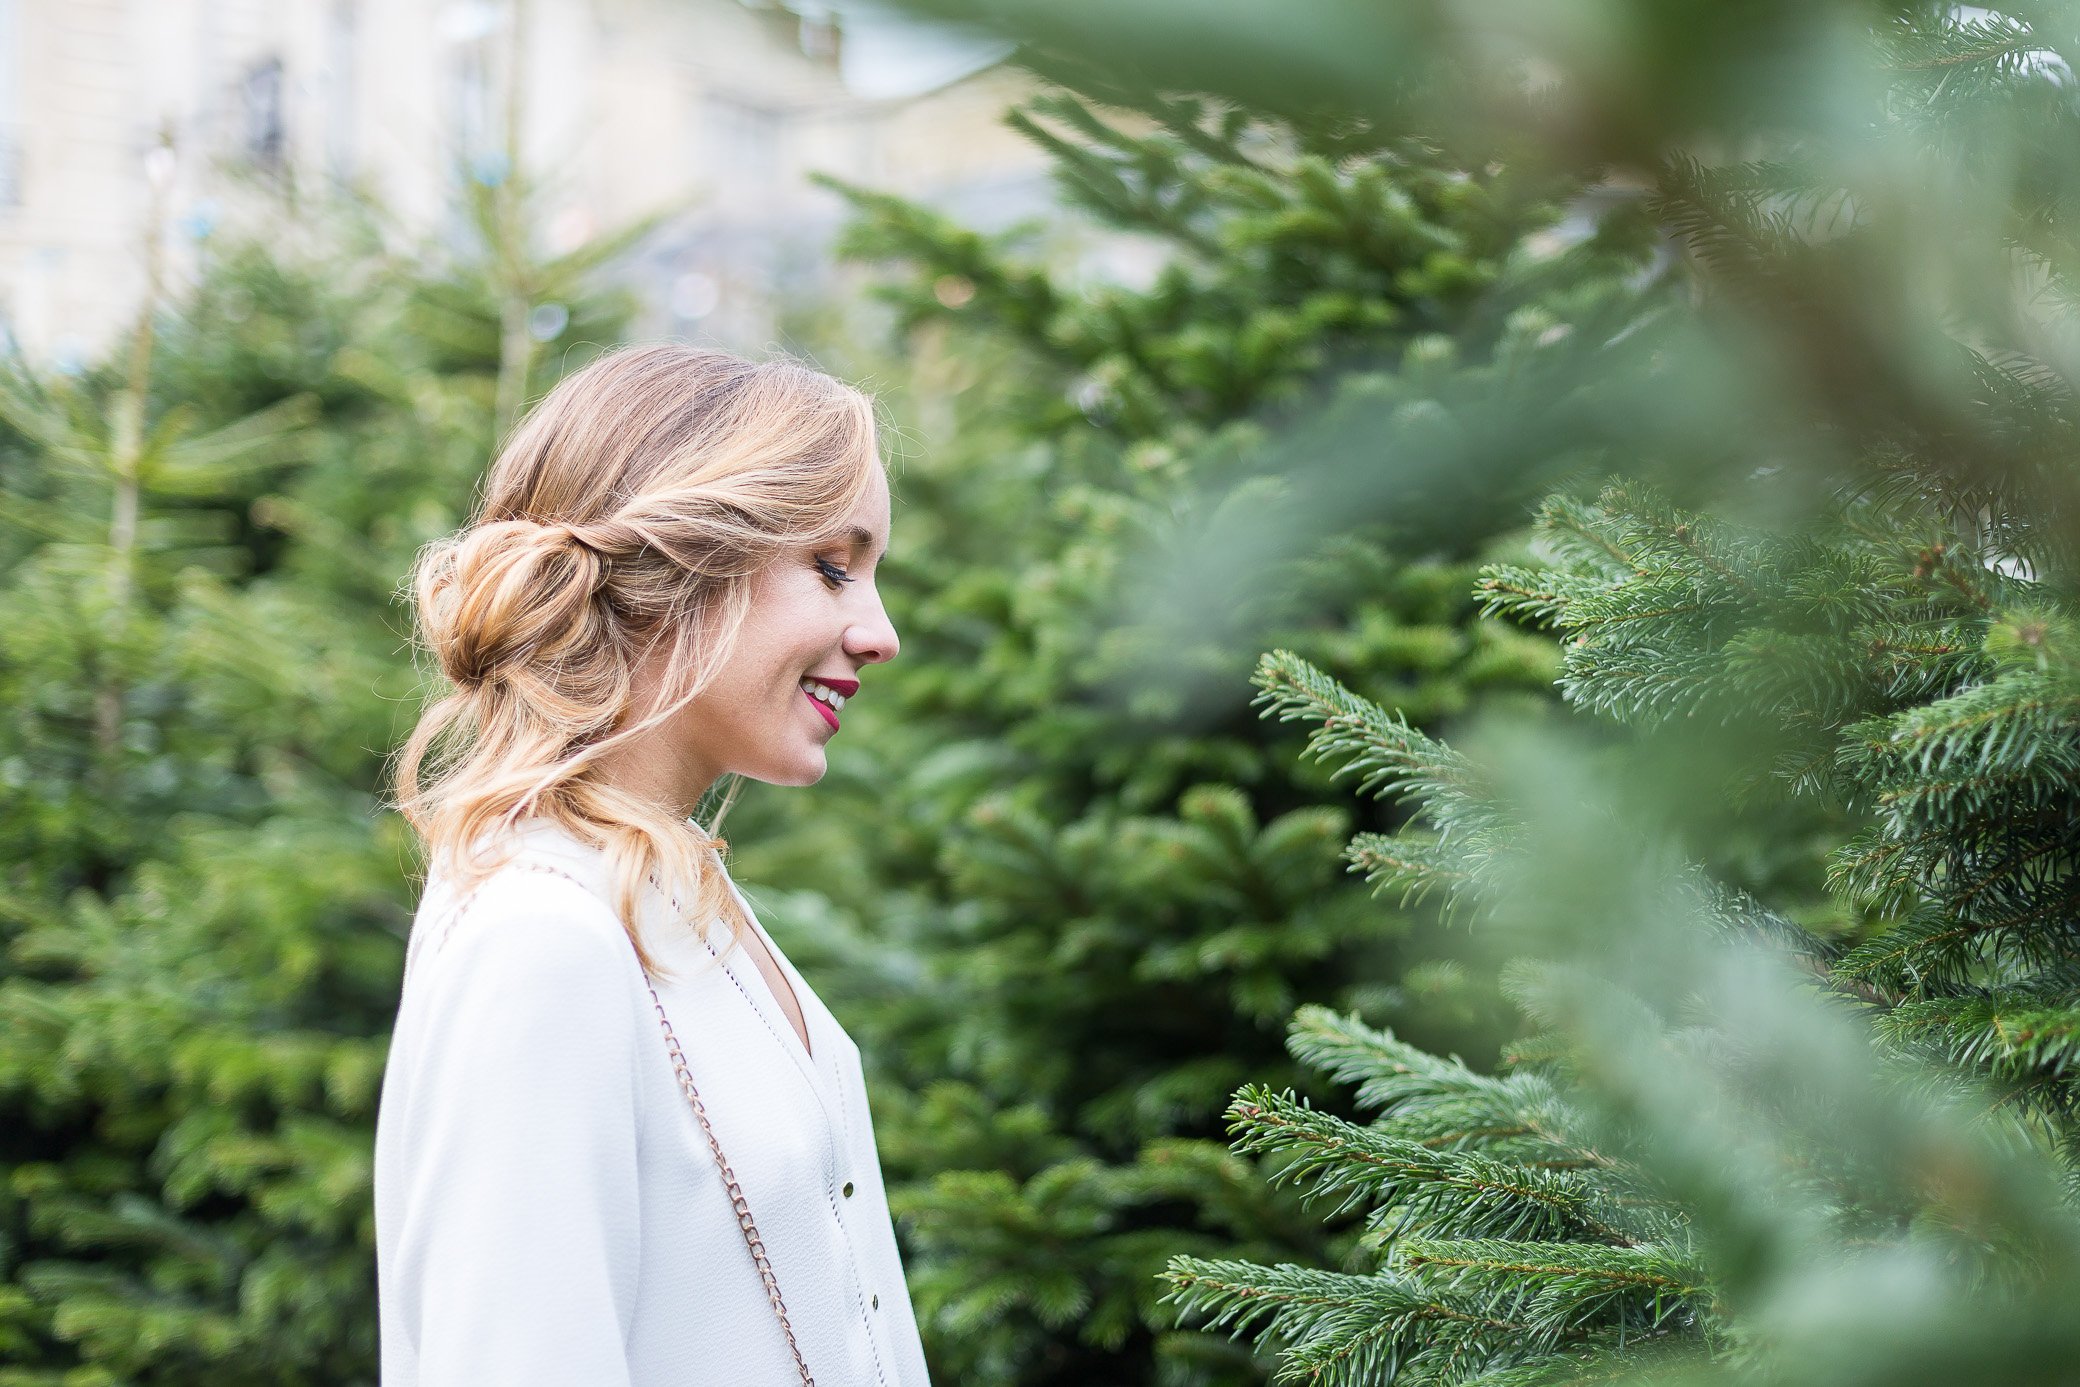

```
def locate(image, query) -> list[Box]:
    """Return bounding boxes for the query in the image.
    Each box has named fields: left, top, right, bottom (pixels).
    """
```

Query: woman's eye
left=815, top=557, right=854, bottom=587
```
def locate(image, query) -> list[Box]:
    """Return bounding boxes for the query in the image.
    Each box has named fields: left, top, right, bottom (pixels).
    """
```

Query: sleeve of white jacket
left=388, top=875, right=644, bottom=1386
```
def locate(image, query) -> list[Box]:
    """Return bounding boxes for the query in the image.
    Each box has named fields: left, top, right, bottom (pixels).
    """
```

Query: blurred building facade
left=0, top=0, right=1056, bottom=365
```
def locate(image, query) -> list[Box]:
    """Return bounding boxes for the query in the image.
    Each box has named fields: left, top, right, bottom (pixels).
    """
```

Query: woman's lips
left=803, top=687, right=840, bottom=731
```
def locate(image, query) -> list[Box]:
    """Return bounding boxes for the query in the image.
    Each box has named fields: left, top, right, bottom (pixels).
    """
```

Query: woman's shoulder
left=408, top=828, right=634, bottom=991
left=385, top=830, right=654, bottom=1128
left=424, top=815, right=621, bottom=911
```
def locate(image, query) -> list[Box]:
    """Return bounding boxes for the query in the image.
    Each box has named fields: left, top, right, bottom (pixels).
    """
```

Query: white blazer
left=374, top=817, right=933, bottom=1386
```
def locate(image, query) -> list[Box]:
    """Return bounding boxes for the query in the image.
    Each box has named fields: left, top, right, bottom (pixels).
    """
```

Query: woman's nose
left=847, top=598, right=899, bottom=665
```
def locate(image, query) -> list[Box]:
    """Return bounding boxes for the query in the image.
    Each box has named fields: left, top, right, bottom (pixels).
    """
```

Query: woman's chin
left=745, top=752, right=828, bottom=789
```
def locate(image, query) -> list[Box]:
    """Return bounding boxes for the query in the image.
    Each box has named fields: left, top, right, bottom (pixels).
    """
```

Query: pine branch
left=1473, top=564, right=1613, bottom=630
left=1007, top=99, right=1224, bottom=257
left=1860, top=620, right=1990, bottom=705
left=1956, top=347, right=2079, bottom=474
left=144, top=393, right=318, bottom=495
left=1452, top=1341, right=1705, bottom=1385
left=1877, top=991, right=2080, bottom=1087
left=1833, top=903, right=2000, bottom=994
left=1391, top=1237, right=1708, bottom=1342
left=1253, top=649, right=1495, bottom=832
left=1825, top=826, right=1925, bottom=914
left=1681, top=873, right=1844, bottom=974
left=1009, top=50, right=1274, bottom=168
left=1226, top=1086, right=1636, bottom=1244
left=813, top=173, right=1066, bottom=348
left=1529, top=493, right=1649, bottom=579
left=1880, top=11, right=2050, bottom=78
left=1286, top=1005, right=1608, bottom=1167
left=1840, top=668, right=2080, bottom=785
left=1345, top=830, right=1490, bottom=922
left=1648, top=152, right=1856, bottom=292
left=1158, top=1257, right=1529, bottom=1387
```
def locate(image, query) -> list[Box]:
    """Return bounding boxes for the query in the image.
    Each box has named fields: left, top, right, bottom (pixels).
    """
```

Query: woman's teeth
left=799, top=678, right=847, bottom=711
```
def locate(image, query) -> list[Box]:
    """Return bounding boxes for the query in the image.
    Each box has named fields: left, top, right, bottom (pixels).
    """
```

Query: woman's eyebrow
left=843, top=524, right=886, bottom=562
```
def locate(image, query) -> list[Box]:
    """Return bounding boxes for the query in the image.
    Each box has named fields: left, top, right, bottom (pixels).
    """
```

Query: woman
left=374, top=344, right=928, bottom=1386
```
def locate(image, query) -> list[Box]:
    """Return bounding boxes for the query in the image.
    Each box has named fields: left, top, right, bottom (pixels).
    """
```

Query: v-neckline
left=732, top=906, right=814, bottom=1062
left=502, top=818, right=829, bottom=1079
left=710, top=874, right=830, bottom=1079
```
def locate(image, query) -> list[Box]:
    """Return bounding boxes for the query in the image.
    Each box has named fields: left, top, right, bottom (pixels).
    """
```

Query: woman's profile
left=374, top=343, right=927, bottom=1385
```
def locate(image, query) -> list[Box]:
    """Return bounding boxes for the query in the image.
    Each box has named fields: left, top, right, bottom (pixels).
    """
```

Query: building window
left=0, top=128, right=20, bottom=211
left=449, top=34, right=498, bottom=173
left=0, top=0, right=19, bottom=209
left=326, top=0, right=359, bottom=180
left=438, top=0, right=510, bottom=177
left=795, top=4, right=839, bottom=63
left=242, top=56, right=285, bottom=173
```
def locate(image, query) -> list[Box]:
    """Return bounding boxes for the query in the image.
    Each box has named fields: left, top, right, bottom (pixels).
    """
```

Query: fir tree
left=0, top=213, right=403, bottom=1387
left=837, top=0, right=2080, bottom=1381
left=1163, top=504, right=2080, bottom=1380
left=731, top=81, right=1662, bottom=1385
left=0, top=165, right=643, bottom=1380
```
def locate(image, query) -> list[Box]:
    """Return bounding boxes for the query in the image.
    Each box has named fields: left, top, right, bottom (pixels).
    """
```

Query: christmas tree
left=731, top=76, right=1663, bottom=1384
left=1025, top=1, right=2080, bottom=1380
left=0, top=156, right=640, bottom=1380
left=1165, top=471, right=2080, bottom=1382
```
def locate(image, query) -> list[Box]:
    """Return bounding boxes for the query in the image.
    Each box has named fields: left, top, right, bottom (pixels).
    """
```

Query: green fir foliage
left=743, top=75, right=1658, bottom=1387
left=0, top=181, right=642, bottom=1382
left=941, top=1, right=2080, bottom=1380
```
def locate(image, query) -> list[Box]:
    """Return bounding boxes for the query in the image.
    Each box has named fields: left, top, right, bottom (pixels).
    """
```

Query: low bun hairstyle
left=390, top=343, right=882, bottom=973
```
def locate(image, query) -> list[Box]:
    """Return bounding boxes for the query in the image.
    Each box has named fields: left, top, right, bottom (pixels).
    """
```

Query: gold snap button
left=842, top=1181, right=855, bottom=1197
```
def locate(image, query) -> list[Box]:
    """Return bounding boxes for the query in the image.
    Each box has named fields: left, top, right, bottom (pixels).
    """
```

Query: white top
left=373, top=817, right=932, bottom=1386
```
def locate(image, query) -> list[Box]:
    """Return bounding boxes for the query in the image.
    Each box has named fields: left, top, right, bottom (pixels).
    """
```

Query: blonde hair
left=390, top=343, right=882, bottom=974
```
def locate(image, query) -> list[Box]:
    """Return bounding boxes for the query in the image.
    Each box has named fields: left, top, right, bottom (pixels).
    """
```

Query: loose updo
left=390, top=343, right=883, bottom=973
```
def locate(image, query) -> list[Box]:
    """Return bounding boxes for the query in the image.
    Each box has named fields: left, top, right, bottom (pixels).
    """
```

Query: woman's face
left=617, top=466, right=899, bottom=814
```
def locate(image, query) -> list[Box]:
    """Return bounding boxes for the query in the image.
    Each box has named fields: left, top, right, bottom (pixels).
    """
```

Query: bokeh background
left=9, top=2, right=2080, bottom=1384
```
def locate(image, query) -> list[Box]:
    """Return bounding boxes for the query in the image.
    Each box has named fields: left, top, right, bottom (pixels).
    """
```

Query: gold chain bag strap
left=410, top=858, right=816, bottom=1387
left=642, top=974, right=816, bottom=1387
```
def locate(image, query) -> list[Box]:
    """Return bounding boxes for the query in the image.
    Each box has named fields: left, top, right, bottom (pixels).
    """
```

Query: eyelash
left=815, top=557, right=855, bottom=587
